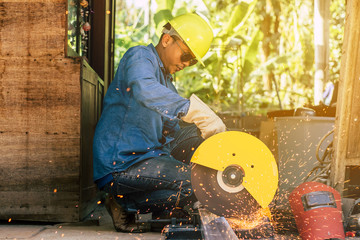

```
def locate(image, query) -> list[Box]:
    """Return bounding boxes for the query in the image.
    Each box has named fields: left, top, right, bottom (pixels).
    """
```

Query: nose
left=183, top=61, right=190, bottom=67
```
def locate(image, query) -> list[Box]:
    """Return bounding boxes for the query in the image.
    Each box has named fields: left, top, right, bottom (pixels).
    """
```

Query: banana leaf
left=155, top=0, right=175, bottom=11
left=242, top=29, right=263, bottom=80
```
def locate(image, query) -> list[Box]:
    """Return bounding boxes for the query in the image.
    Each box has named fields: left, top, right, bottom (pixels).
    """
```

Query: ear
left=161, top=34, right=173, bottom=48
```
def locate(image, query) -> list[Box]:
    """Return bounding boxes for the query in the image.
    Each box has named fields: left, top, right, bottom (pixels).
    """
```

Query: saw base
left=162, top=208, right=275, bottom=240
left=163, top=223, right=203, bottom=240
left=162, top=210, right=202, bottom=240
left=233, top=216, right=275, bottom=240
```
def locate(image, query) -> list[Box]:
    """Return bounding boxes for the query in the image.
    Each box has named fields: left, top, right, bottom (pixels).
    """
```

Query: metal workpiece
left=198, top=208, right=238, bottom=240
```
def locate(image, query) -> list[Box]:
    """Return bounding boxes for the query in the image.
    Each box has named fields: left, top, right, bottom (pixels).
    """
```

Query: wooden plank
left=346, top=158, right=360, bottom=166
left=0, top=191, right=80, bottom=222
left=79, top=61, right=100, bottom=219
left=0, top=136, right=80, bottom=191
left=0, top=1, right=66, bottom=58
left=1, top=0, right=101, bottom=222
left=347, top=46, right=360, bottom=158
left=0, top=57, right=81, bottom=134
left=0, top=55, right=83, bottom=221
left=331, top=0, right=360, bottom=193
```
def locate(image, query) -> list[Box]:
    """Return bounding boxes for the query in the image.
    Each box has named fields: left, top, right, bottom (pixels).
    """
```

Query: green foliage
left=155, top=0, right=175, bottom=10
left=222, top=2, right=251, bottom=39
left=154, top=9, right=173, bottom=26
left=243, top=29, right=263, bottom=79
left=329, top=0, right=345, bottom=83
left=114, top=0, right=345, bottom=115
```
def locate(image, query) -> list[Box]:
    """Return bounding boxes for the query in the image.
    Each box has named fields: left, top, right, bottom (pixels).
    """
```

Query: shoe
left=105, top=194, right=147, bottom=233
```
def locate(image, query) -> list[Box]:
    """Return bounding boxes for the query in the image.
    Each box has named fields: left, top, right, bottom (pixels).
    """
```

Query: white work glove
left=182, top=94, right=226, bottom=139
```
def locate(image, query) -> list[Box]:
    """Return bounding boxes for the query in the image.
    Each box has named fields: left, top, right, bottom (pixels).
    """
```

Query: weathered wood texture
left=79, top=61, right=104, bottom=219
left=0, top=0, right=101, bottom=222
left=331, top=0, right=360, bottom=193
left=0, top=1, right=66, bottom=58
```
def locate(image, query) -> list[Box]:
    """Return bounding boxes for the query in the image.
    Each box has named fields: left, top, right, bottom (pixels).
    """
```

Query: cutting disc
left=191, top=131, right=278, bottom=217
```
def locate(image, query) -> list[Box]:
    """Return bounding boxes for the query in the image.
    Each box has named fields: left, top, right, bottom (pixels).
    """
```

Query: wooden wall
left=331, top=0, right=360, bottom=196
left=0, top=0, right=100, bottom=222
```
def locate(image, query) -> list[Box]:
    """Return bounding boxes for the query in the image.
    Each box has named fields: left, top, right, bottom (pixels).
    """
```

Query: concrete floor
left=0, top=221, right=299, bottom=240
left=0, top=205, right=357, bottom=240
left=0, top=205, right=162, bottom=240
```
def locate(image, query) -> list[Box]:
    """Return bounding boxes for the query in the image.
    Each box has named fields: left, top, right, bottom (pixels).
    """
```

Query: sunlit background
left=114, top=0, right=345, bottom=116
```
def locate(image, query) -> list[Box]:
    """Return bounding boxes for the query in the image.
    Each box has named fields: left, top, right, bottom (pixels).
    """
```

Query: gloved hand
left=182, top=94, right=226, bottom=139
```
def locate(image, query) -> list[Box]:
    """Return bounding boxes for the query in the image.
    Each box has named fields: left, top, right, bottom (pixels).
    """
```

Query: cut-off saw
left=164, top=131, right=279, bottom=239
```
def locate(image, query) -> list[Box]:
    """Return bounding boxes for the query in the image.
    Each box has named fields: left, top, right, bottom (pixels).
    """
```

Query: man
left=93, top=13, right=226, bottom=232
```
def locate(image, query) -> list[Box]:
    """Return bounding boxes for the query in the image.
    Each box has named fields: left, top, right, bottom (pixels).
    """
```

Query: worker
left=93, top=13, right=226, bottom=232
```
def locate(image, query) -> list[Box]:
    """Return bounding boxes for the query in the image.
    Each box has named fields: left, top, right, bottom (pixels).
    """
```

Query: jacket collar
left=147, top=44, right=173, bottom=81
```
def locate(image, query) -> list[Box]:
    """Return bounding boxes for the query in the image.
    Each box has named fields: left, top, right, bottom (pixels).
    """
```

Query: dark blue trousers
left=103, top=124, right=203, bottom=214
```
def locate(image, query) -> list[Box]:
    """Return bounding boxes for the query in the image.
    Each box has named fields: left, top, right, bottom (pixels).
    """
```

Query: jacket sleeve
left=124, top=49, right=190, bottom=120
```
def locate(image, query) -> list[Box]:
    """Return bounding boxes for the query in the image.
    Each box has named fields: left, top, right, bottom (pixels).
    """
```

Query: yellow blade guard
left=191, top=131, right=278, bottom=209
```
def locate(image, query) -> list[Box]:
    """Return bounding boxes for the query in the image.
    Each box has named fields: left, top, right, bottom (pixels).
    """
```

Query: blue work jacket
left=93, top=44, right=190, bottom=188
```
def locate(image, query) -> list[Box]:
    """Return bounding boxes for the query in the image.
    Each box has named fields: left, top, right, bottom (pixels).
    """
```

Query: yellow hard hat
left=169, top=13, right=213, bottom=66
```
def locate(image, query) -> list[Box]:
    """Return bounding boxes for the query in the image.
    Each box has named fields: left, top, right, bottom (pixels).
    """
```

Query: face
left=159, top=34, right=197, bottom=74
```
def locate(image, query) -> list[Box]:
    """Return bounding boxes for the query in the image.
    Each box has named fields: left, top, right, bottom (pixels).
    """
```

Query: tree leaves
left=242, top=29, right=263, bottom=79
left=155, top=0, right=175, bottom=11
left=218, top=0, right=257, bottom=44
left=114, top=0, right=344, bottom=113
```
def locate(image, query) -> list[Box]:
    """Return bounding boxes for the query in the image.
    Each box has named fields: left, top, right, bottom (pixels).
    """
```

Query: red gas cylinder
left=289, top=181, right=345, bottom=240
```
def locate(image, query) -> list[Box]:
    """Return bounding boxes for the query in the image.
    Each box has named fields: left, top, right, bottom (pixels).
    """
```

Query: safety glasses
left=172, top=37, right=198, bottom=66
